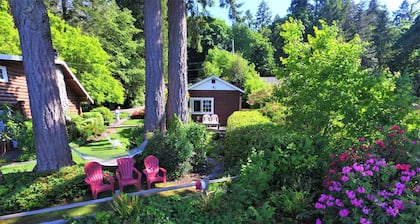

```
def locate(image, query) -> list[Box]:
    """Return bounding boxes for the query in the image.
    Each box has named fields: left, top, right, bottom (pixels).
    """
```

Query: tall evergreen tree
left=10, top=0, right=73, bottom=171
left=393, top=0, right=413, bottom=26
left=167, top=0, right=188, bottom=124
left=288, top=0, right=312, bottom=29
left=255, top=0, right=272, bottom=30
left=317, top=0, right=350, bottom=26
left=144, top=0, right=166, bottom=135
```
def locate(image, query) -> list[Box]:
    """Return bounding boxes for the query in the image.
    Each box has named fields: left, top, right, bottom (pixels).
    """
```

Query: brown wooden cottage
left=188, top=75, right=244, bottom=126
left=0, top=54, right=93, bottom=117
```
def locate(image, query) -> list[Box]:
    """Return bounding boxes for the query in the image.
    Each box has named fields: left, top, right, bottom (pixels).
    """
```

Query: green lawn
left=1, top=118, right=144, bottom=173
left=0, top=118, right=145, bottom=222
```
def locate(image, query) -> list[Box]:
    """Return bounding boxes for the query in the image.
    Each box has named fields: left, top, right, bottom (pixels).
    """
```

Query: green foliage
left=277, top=18, right=416, bottom=148
left=49, top=13, right=124, bottom=105
left=202, top=47, right=266, bottom=95
left=259, top=101, right=288, bottom=124
left=82, top=112, right=105, bottom=134
left=232, top=24, right=276, bottom=77
left=90, top=106, right=114, bottom=125
left=142, top=118, right=194, bottom=179
left=185, top=122, right=211, bottom=174
left=128, top=126, right=144, bottom=149
left=142, top=117, right=210, bottom=179
left=65, top=0, right=146, bottom=106
left=316, top=126, right=419, bottom=224
left=0, top=104, right=34, bottom=156
left=67, top=112, right=105, bottom=143
left=111, top=194, right=142, bottom=223
left=247, top=84, right=274, bottom=108
left=0, top=165, right=86, bottom=215
left=0, top=1, right=20, bottom=54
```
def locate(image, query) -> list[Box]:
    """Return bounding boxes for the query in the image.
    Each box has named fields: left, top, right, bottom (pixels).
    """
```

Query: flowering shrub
left=316, top=126, right=419, bottom=223
left=130, top=109, right=145, bottom=119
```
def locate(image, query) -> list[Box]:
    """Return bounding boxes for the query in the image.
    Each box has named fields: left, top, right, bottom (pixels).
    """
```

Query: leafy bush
left=142, top=118, right=211, bottom=179
left=186, top=122, right=211, bottom=174
left=260, top=101, right=288, bottom=124
left=67, top=112, right=105, bottom=143
left=316, top=126, right=419, bottom=224
left=0, top=165, right=86, bottom=215
left=91, top=106, right=114, bottom=125
left=247, top=84, right=274, bottom=109
left=142, top=118, right=193, bottom=180
left=0, top=104, right=34, bottom=152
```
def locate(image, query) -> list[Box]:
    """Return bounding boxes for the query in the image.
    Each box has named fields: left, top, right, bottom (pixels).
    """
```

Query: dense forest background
left=0, top=0, right=418, bottom=108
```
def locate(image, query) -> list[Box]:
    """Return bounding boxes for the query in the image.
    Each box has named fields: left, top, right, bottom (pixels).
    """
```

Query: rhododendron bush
left=315, top=126, right=419, bottom=223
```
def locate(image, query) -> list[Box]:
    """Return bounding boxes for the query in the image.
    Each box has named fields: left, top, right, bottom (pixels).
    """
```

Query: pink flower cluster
left=316, top=158, right=419, bottom=223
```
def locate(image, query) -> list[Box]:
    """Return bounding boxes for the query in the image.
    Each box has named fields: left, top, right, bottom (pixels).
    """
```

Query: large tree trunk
left=144, top=0, right=166, bottom=136
left=10, top=0, right=73, bottom=172
left=167, top=0, right=188, bottom=124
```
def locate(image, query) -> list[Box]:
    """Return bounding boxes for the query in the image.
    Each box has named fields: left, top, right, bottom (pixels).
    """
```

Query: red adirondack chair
left=84, top=161, right=115, bottom=199
left=116, top=157, right=142, bottom=192
left=143, top=155, right=167, bottom=189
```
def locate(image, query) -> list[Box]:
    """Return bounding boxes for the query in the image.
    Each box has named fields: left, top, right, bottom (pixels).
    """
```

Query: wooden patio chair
left=143, top=155, right=167, bottom=189
left=84, top=161, right=115, bottom=199
left=116, top=157, right=142, bottom=192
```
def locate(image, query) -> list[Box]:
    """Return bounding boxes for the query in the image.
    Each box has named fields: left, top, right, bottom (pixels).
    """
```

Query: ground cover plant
left=315, top=126, right=419, bottom=223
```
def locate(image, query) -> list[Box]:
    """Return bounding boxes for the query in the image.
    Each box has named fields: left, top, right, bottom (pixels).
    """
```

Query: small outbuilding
left=188, top=75, right=244, bottom=126
left=0, top=54, right=93, bottom=118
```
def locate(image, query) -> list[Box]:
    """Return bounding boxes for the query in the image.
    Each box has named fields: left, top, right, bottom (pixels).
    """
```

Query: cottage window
left=190, top=97, right=214, bottom=114
left=0, top=66, right=8, bottom=83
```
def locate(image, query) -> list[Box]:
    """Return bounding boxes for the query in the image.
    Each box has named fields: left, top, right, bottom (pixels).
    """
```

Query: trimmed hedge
left=91, top=106, right=114, bottom=125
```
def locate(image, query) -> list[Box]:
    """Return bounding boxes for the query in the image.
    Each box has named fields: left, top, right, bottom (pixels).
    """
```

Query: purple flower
left=339, top=208, right=350, bottom=217
left=319, top=194, right=328, bottom=202
left=393, top=199, right=405, bottom=210
left=315, top=202, right=326, bottom=209
left=316, top=218, right=322, bottom=224
left=361, top=170, right=372, bottom=176
left=357, top=186, right=366, bottom=194
left=362, top=207, right=370, bottom=215
left=372, top=166, right=379, bottom=172
left=326, top=200, right=334, bottom=207
left=379, top=202, right=388, bottom=208
left=366, top=194, right=375, bottom=201
left=394, top=182, right=406, bottom=196
left=360, top=217, right=371, bottom=224
left=375, top=158, right=387, bottom=167
left=351, top=198, right=363, bottom=207
left=346, top=190, right=356, bottom=199
left=335, top=199, right=344, bottom=207
left=402, top=170, right=416, bottom=177
left=410, top=141, right=417, bottom=145
left=353, top=163, right=364, bottom=172
left=415, top=186, right=420, bottom=193
left=386, top=206, right=399, bottom=217
left=341, top=175, right=349, bottom=182
left=342, top=166, right=352, bottom=174
left=366, top=158, right=375, bottom=164
left=359, top=137, right=365, bottom=142
left=400, top=176, right=411, bottom=182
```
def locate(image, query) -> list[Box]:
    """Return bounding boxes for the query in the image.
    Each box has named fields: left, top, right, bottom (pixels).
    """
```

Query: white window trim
left=190, top=97, right=214, bottom=115
left=0, top=66, right=9, bottom=83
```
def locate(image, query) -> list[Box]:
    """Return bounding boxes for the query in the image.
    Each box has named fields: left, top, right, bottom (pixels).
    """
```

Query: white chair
left=202, top=114, right=211, bottom=124
left=210, top=114, right=219, bottom=129
left=105, top=134, right=122, bottom=148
